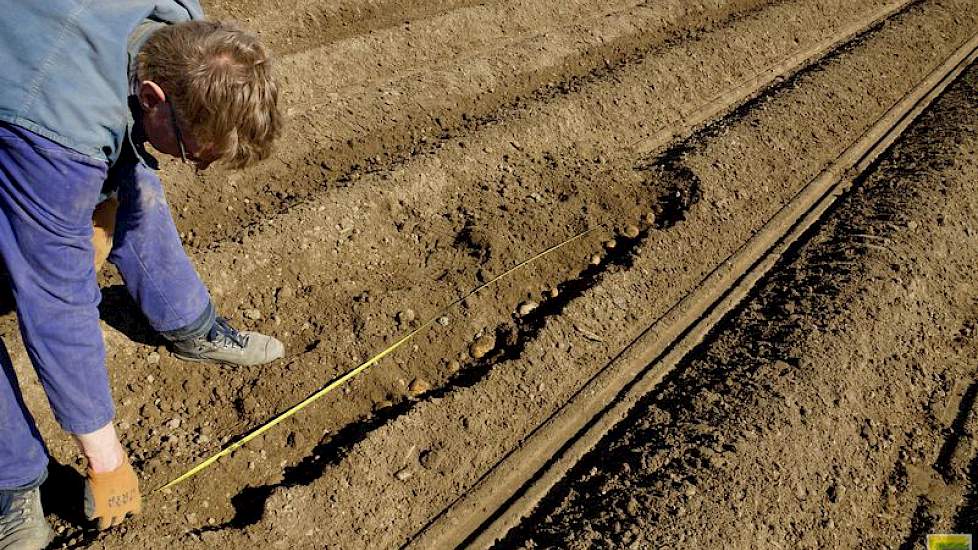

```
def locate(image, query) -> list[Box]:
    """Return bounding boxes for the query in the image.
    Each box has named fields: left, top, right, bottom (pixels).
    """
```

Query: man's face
left=137, top=81, right=216, bottom=170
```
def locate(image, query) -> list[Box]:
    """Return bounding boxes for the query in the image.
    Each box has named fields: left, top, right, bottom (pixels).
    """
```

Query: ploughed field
left=3, top=0, right=976, bottom=547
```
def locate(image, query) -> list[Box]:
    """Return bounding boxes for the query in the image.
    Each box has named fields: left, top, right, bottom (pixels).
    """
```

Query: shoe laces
left=207, top=317, right=248, bottom=349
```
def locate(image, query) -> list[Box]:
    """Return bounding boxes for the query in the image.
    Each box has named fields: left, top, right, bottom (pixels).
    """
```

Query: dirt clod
left=420, top=449, right=445, bottom=471
left=276, top=285, right=294, bottom=302
left=238, top=396, right=260, bottom=417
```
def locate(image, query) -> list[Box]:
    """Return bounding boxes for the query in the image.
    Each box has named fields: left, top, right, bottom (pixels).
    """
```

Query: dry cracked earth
left=3, top=0, right=977, bottom=548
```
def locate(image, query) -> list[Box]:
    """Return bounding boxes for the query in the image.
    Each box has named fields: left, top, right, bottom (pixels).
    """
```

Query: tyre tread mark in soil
left=188, top=169, right=700, bottom=532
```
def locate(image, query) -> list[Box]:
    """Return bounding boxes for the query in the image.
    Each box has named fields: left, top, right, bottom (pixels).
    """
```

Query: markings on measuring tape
left=156, top=227, right=598, bottom=492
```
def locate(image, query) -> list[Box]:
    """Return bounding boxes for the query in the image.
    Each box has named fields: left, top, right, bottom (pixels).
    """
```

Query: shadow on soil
left=42, top=461, right=102, bottom=549
left=953, top=452, right=978, bottom=533
left=98, top=285, right=165, bottom=347
left=0, top=274, right=161, bottom=348
left=936, top=382, right=978, bottom=483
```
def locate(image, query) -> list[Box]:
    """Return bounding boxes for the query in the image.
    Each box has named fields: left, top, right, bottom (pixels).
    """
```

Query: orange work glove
left=83, top=458, right=142, bottom=529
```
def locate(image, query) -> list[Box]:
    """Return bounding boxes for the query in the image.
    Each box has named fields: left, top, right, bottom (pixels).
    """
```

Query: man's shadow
left=41, top=461, right=105, bottom=546
left=98, top=284, right=165, bottom=347
left=40, top=460, right=86, bottom=526
left=0, top=271, right=163, bottom=347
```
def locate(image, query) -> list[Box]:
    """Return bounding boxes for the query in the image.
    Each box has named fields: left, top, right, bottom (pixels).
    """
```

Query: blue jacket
left=0, top=1, right=203, bottom=165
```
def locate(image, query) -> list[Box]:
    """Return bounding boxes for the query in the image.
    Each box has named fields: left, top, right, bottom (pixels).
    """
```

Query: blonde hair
left=137, top=20, right=282, bottom=169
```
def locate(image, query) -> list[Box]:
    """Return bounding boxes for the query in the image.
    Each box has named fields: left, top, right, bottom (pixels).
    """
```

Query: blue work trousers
left=0, top=122, right=211, bottom=489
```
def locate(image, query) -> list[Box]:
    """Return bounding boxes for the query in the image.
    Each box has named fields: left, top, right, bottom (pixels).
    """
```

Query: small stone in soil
left=408, top=378, right=430, bottom=395
left=548, top=287, right=560, bottom=298
left=395, top=467, right=412, bottom=481
left=626, top=497, right=640, bottom=516
left=447, top=360, right=461, bottom=373
left=437, top=316, right=450, bottom=326
left=469, top=334, right=495, bottom=359
left=603, top=240, right=616, bottom=250
left=590, top=254, right=602, bottom=265
left=622, top=224, right=640, bottom=238
left=644, top=212, right=656, bottom=225
left=397, top=309, right=416, bottom=324
left=146, top=352, right=161, bottom=365
left=517, top=301, right=539, bottom=316
left=243, top=308, right=262, bottom=321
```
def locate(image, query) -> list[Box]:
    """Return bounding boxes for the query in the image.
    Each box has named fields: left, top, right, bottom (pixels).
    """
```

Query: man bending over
left=0, top=1, right=284, bottom=546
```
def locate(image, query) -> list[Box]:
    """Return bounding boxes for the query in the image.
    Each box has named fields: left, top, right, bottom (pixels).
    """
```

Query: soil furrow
left=204, top=0, right=491, bottom=56
left=504, top=58, right=978, bottom=549
left=162, top=0, right=776, bottom=251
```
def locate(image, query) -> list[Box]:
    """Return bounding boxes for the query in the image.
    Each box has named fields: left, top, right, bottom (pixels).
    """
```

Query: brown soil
left=0, top=0, right=974, bottom=548
left=505, top=57, right=978, bottom=550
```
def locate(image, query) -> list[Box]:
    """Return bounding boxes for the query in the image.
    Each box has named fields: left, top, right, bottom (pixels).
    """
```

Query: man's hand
left=84, top=458, right=141, bottom=529
left=74, top=422, right=141, bottom=529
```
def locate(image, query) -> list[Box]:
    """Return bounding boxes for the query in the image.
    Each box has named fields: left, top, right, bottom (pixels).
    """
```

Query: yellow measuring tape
left=156, top=227, right=598, bottom=492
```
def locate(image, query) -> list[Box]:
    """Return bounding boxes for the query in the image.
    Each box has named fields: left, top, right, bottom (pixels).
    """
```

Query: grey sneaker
left=0, top=488, right=53, bottom=550
left=171, top=317, right=285, bottom=366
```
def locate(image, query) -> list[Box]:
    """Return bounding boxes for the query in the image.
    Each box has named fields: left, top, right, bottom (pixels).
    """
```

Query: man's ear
left=137, top=80, right=167, bottom=112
